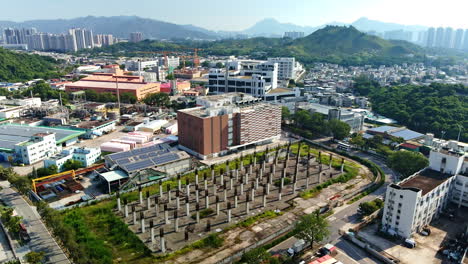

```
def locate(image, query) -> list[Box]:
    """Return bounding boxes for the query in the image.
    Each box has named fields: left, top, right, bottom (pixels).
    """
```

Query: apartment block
left=381, top=144, right=468, bottom=238
left=178, top=93, right=281, bottom=159
left=267, top=57, right=304, bottom=80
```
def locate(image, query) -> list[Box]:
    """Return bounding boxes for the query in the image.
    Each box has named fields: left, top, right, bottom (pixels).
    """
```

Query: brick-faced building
left=178, top=93, right=281, bottom=159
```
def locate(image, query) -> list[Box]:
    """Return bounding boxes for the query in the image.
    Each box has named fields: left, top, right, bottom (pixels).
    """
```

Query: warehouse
left=0, top=124, right=84, bottom=164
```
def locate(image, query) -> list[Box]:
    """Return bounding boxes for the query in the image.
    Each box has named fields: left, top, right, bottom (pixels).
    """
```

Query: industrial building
left=44, top=147, right=101, bottom=171
left=297, top=103, right=364, bottom=133
left=208, top=59, right=278, bottom=97
left=65, top=72, right=160, bottom=100
left=178, top=93, right=281, bottom=159
left=0, top=124, right=84, bottom=164
left=381, top=141, right=468, bottom=239
left=364, top=125, right=425, bottom=142
left=104, top=143, right=191, bottom=177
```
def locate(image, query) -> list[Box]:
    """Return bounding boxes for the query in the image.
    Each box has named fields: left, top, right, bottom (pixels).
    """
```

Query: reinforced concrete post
left=184, top=228, right=189, bottom=241
left=132, top=206, right=137, bottom=225
left=305, top=177, right=310, bottom=189
left=206, top=219, right=211, bottom=232
left=341, top=158, right=345, bottom=173
left=195, top=185, right=200, bottom=203
left=211, top=169, right=215, bottom=182
left=185, top=197, right=190, bottom=218
left=124, top=204, right=129, bottom=218
left=160, top=228, right=166, bottom=253
left=195, top=174, right=199, bottom=185
left=329, top=153, right=333, bottom=168
left=280, top=177, right=284, bottom=189
left=196, top=203, right=200, bottom=223
left=117, top=192, right=121, bottom=212
left=255, top=177, right=259, bottom=189
left=249, top=164, right=253, bottom=174
left=205, top=190, right=209, bottom=209
left=245, top=173, right=248, bottom=185
left=150, top=220, right=155, bottom=244
left=278, top=185, right=282, bottom=201
left=246, top=193, right=250, bottom=215
left=227, top=202, right=232, bottom=223
left=266, top=182, right=270, bottom=195
left=216, top=195, right=220, bottom=216
left=220, top=173, right=224, bottom=184
left=159, top=182, right=163, bottom=198
left=140, top=211, right=145, bottom=233
left=230, top=178, right=234, bottom=190
left=251, top=181, right=255, bottom=199
left=154, top=196, right=159, bottom=217
left=164, top=204, right=170, bottom=224
left=263, top=186, right=267, bottom=208
left=186, top=182, right=190, bottom=198
left=167, top=184, right=171, bottom=201
left=269, top=173, right=273, bottom=185
left=176, top=190, right=180, bottom=210
left=235, top=169, right=239, bottom=181
left=234, top=187, right=238, bottom=208
left=212, top=176, right=217, bottom=195
left=174, top=211, right=179, bottom=232
left=178, top=175, right=182, bottom=191
left=139, top=186, right=143, bottom=204
left=204, top=177, right=208, bottom=190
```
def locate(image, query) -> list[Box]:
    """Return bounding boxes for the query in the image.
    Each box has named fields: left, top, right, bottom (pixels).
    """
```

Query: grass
left=235, top=210, right=282, bottom=228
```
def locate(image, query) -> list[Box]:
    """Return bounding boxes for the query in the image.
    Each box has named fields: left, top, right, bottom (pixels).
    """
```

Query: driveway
left=0, top=181, right=70, bottom=264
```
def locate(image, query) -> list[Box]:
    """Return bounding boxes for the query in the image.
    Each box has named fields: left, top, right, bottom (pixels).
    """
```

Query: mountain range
left=0, top=16, right=430, bottom=40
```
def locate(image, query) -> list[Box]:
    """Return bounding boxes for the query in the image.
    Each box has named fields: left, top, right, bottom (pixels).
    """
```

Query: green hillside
left=0, top=48, right=60, bottom=82
left=81, top=26, right=426, bottom=66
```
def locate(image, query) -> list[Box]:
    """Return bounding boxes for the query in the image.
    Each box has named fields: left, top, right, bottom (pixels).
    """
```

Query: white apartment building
left=14, top=133, right=59, bottom=165
left=44, top=147, right=101, bottom=171
left=158, top=56, right=180, bottom=69
left=284, top=31, right=305, bottom=39
left=208, top=60, right=278, bottom=97
left=267, top=57, right=304, bottom=81
left=125, top=60, right=158, bottom=71
left=381, top=146, right=468, bottom=238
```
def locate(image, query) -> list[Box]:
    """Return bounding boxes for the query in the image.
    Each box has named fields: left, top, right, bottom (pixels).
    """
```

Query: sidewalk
left=0, top=181, right=70, bottom=264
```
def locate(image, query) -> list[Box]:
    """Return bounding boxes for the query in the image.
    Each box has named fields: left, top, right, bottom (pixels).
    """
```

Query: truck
left=287, top=239, right=309, bottom=256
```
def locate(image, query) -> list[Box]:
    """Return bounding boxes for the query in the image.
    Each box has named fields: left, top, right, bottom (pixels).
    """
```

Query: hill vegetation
left=0, top=48, right=61, bottom=82
left=368, top=82, right=467, bottom=141
left=83, top=26, right=425, bottom=66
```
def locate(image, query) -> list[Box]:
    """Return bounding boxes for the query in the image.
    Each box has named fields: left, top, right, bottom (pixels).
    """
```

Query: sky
left=2, top=0, right=467, bottom=31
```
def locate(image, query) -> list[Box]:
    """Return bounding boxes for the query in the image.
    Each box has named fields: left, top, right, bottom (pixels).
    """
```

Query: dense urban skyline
left=2, top=0, right=467, bottom=31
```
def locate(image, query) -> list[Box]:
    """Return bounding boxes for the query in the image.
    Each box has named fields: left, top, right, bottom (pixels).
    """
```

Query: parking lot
left=358, top=205, right=468, bottom=264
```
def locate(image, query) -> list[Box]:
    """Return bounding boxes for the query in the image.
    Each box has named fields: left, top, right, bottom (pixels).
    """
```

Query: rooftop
left=0, top=124, right=84, bottom=151
left=399, top=169, right=452, bottom=195
left=100, top=170, right=129, bottom=182
left=66, top=80, right=158, bottom=90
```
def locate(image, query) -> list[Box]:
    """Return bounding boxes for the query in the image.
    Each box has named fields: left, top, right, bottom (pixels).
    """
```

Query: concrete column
left=255, top=177, right=259, bottom=189
left=150, top=220, right=155, bottom=244
left=154, top=196, right=159, bottom=217
left=245, top=173, right=249, bottom=184
left=230, top=178, right=234, bottom=190
left=329, top=153, right=333, bottom=169
left=184, top=228, right=189, bottom=241
left=234, top=187, right=238, bottom=208
left=177, top=175, right=182, bottom=191
left=206, top=220, right=211, bottom=232
left=305, top=177, right=310, bottom=189
left=216, top=195, right=220, bottom=216
left=220, top=173, right=224, bottom=184
left=240, top=182, right=244, bottom=194
left=211, top=169, right=215, bottom=181
left=227, top=202, right=232, bottom=223
left=204, top=178, right=208, bottom=190
left=341, top=159, right=345, bottom=173
left=249, top=164, right=253, bottom=174
left=164, top=204, right=170, bottom=224
left=124, top=203, right=129, bottom=218
left=132, top=209, right=137, bottom=225
left=196, top=203, right=200, bottom=223
left=185, top=197, right=190, bottom=218
left=280, top=177, right=284, bottom=189
left=266, top=183, right=270, bottom=195
left=269, top=173, right=273, bottom=185
left=235, top=169, right=239, bottom=181
left=246, top=193, right=250, bottom=215
left=195, top=185, right=199, bottom=203
left=140, top=211, right=145, bottom=233
left=174, top=211, right=179, bottom=232
left=117, top=193, right=121, bottom=212
left=262, top=192, right=267, bottom=208
left=278, top=186, right=282, bottom=201
left=159, top=184, right=163, bottom=198
left=251, top=182, right=255, bottom=199
left=160, top=228, right=166, bottom=253
left=205, top=190, right=209, bottom=209
left=176, top=190, right=180, bottom=210
left=167, top=184, right=171, bottom=201
left=195, top=174, right=199, bottom=185
left=186, top=183, right=190, bottom=197
left=139, top=186, right=143, bottom=204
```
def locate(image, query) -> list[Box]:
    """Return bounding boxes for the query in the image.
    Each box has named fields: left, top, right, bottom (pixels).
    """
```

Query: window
left=398, top=203, right=402, bottom=207
left=400, top=195, right=403, bottom=198
left=396, top=221, right=400, bottom=225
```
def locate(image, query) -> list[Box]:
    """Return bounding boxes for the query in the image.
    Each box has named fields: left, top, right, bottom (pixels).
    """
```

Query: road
left=0, top=181, right=70, bottom=264
left=269, top=149, right=397, bottom=264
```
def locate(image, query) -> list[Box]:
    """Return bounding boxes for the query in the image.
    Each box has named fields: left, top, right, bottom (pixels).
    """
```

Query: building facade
left=381, top=146, right=468, bottom=238
left=14, top=133, right=58, bottom=165
left=130, top=32, right=143, bottom=43
left=178, top=93, right=281, bottom=159
left=44, top=147, right=101, bottom=171
left=267, top=57, right=304, bottom=80
left=208, top=60, right=278, bottom=97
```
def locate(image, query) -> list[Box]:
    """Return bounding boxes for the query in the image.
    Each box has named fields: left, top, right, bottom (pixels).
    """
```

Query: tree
left=201, top=61, right=210, bottom=68
left=63, top=159, right=84, bottom=171
left=120, top=92, right=137, bottom=104
left=281, top=106, right=291, bottom=121
left=240, top=247, right=271, bottom=264
left=37, top=165, right=58, bottom=177
left=328, top=119, right=351, bottom=140
left=293, top=110, right=311, bottom=129
left=1, top=208, right=22, bottom=234
left=25, top=251, right=46, bottom=264
left=350, top=134, right=366, bottom=149
left=388, top=150, right=429, bottom=178
left=215, top=62, right=224, bottom=68
left=166, top=73, right=175, bottom=80
left=294, top=212, right=330, bottom=249
left=143, top=92, right=170, bottom=107
left=359, top=198, right=384, bottom=216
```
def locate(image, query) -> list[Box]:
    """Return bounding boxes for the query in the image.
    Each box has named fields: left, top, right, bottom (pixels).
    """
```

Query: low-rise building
left=381, top=147, right=468, bottom=238
left=44, top=147, right=101, bottom=171
left=14, top=133, right=58, bottom=165
left=298, top=103, right=364, bottom=133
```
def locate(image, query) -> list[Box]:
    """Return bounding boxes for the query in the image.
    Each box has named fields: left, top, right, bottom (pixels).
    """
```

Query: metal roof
left=391, top=129, right=424, bottom=141
left=0, top=124, right=84, bottom=151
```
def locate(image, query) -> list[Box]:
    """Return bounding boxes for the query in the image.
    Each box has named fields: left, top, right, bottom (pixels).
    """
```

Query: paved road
left=268, top=149, right=398, bottom=264
left=0, top=226, right=15, bottom=263
left=0, top=181, right=70, bottom=264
